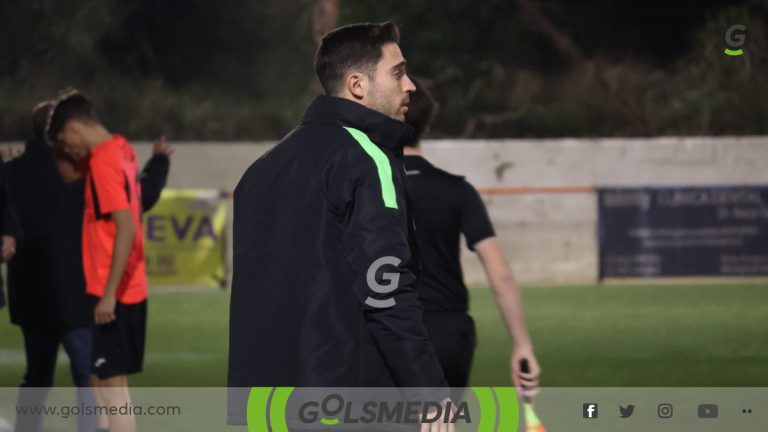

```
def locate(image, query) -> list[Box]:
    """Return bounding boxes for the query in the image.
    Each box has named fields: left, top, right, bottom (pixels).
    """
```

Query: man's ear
left=345, top=72, right=368, bottom=100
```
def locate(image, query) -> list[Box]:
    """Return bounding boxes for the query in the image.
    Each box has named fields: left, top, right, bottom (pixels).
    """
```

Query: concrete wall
left=422, top=137, right=768, bottom=284
left=4, top=136, right=766, bottom=284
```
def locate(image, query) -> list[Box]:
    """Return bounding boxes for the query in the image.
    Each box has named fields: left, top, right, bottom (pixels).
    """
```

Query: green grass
left=469, top=282, right=768, bottom=387
left=1, top=283, right=766, bottom=388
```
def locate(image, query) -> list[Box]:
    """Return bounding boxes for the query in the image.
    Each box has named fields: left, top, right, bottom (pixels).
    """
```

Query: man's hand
left=95, top=294, right=117, bottom=325
left=55, top=157, right=82, bottom=183
left=97, top=209, right=134, bottom=325
left=420, top=398, right=456, bottom=432
left=2, top=236, right=16, bottom=262
left=511, top=346, right=541, bottom=398
left=152, top=136, right=174, bottom=157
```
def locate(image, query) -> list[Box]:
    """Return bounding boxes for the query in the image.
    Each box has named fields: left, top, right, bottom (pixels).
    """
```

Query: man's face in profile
left=365, top=42, right=416, bottom=121
left=56, top=121, right=89, bottom=160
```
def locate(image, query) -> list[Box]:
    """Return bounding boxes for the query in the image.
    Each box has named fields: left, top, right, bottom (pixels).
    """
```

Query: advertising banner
left=144, top=189, right=227, bottom=287
left=598, top=186, right=768, bottom=278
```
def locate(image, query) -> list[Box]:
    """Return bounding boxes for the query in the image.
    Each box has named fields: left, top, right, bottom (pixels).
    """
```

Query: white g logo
left=365, top=256, right=401, bottom=308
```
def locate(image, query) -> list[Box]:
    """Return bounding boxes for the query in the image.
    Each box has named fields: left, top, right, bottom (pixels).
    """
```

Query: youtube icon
left=698, top=404, right=719, bottom=419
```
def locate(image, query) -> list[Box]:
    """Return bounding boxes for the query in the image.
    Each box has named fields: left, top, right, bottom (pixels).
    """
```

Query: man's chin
left=391, top=112, right=406, bottom=122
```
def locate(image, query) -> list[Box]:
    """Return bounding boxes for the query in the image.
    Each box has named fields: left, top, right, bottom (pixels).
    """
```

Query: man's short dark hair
left=315, top=22, right=400, bottom=96
left=46, top=90, right=97, bottom=145
left=404, top=78, right=437, bottom=148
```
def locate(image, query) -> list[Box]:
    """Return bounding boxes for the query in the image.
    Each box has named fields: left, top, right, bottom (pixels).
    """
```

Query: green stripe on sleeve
left=343, top=126, right=399, bottom=209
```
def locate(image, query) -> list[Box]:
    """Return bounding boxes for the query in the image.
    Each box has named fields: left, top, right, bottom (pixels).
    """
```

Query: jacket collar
left=402, top=154, right=432, bottom=170
left=301, top=95, right=413, bottom=153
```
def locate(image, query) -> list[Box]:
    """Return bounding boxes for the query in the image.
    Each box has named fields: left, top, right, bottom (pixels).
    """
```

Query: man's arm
left=474, top=237, right=541, bottom=391
left=338, top=154, right=455, bottom=431
left=2, top=162, right=22, bottom=262
left=89, top=149, right=138, bottom=325
left=2, top=206, right=20, bottom=262
left=94, top=209, right=135, bottom=325
left=140, top=137, right=173, bottom=212
left=329, top=136, right=448, bottom=396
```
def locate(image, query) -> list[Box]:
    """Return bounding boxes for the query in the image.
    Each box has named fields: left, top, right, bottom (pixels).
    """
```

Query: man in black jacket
left=5, top=101, right=171, bottom=432
left=229, top=22, right=451, bottom=429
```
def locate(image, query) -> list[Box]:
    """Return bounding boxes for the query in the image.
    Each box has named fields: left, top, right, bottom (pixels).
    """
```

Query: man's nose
left=403, top=74, right=416, bottom=92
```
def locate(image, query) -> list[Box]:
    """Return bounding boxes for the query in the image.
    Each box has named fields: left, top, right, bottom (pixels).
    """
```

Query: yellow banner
left=143, top=189, right=227, bottom=287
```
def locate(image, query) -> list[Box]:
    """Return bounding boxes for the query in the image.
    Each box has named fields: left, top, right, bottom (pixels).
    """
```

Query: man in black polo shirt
left=403, top=80, right=541, bottom=394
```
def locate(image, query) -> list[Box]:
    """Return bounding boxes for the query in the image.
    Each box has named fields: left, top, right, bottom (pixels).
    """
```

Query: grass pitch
left=1, top=282, right=766, bottom=388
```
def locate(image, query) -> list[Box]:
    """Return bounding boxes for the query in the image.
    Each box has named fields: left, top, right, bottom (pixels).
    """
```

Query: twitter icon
left=619, top=405, right=635, bottom=418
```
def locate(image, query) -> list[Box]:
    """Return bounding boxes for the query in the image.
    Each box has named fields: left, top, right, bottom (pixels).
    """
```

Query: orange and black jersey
left=83, top=135, right=147, bottom=304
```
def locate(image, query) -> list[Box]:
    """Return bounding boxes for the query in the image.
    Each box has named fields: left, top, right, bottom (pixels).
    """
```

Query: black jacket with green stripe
left=228, top=95, right=448, bottom=423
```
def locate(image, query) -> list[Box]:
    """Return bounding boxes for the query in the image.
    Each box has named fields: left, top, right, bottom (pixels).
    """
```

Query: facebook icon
left=583, top=403, right=599, bottom=419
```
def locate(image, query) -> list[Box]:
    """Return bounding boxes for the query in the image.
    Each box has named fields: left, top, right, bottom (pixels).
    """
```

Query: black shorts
left=422, top=311, right=476, bottom=392
left=92, top=299, right=147, bottom=379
